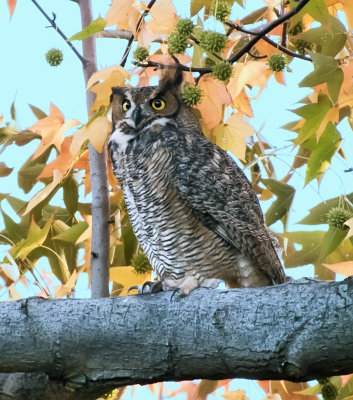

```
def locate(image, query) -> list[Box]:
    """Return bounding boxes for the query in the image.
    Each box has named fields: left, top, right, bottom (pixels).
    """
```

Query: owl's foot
left=165, top=276, right=220, bottom=298
left=128, top=280, right=163, bottom=295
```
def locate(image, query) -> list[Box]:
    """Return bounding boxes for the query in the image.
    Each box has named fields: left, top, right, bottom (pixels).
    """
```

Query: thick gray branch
left=1, top=278, right=353, bottom=400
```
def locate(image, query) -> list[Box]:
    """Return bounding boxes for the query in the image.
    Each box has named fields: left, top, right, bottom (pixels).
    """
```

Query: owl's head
left=109, top=69, right=196, bottom=136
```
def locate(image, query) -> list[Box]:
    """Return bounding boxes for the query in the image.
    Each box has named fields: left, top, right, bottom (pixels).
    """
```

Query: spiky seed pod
left=212, top=61, right=233, bottom=81
left=131, top=252, right=152, bottom=274
left=210, top=0, right=231, bottom=22
left=295, top=39, right=314, bottom=55
left=327, top=207, right=352, bottom=230
left=289, top=21, right=303, bottom=36
left=168, top=31, right=188, bottom=54
left=45, top=48, right=63, bottom=67
left=133, top=46, right=149, bottom=62
left=199, top=31, right=227, bottom=53
left=176, top=18, right=195, bottom=37
left=181, top=83, right=203, bottom=106
left=268, top=54, right=286, bottom=72
left=321, top=382, right=339, bottom=400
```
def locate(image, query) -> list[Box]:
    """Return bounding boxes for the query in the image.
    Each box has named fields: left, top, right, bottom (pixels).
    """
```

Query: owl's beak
left=132, top=106, right=143, bottom=127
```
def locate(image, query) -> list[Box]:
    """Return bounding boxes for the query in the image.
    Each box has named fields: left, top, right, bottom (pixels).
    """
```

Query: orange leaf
left=54, top=270, right=78, bottom=298
left=223, top=389, right=248, bottom=400
left=254, top=39, right=282, bottom=57
left=227, top=61, right=272, bottom=100
left=70, top=116, right=112, bottom=156
left=231, top=88, right=253, bottom=118
left=23, top=169, right=64, bottom=215
left=38, top=136, right=75, bottom=179
left=7, top=0, right=17, bottom=18
left=73, top=152, right=91, bottom=196
left=341, top=374, right=353, bottom=386
left=88, top=67, right=130, bottom=115
left=105, top=0, right=141, bottom=34
left=195, top=76, right=232, bottom=129
left=146, top=0, right=177, bottom=35
left=0, top=115, right=3, bottom=126
left=343, top=0, right=353, bottom=32
left=322, top=261, right=353, bottom=277
left=273, top=71, right=285, bottom=85
left=29, top=103, right=80, bottom=159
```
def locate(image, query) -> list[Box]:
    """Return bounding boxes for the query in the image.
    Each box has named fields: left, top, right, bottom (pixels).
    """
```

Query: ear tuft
left=158, top=67, right=184, bottom=94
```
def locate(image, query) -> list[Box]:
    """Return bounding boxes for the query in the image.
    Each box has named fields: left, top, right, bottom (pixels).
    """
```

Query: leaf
left=63, top=174, right=79, bottom=215
left=345, top=218, right=353, bottom=239
left=320, top=226, right=348, bottom=259
left=28, top=103, right=80, bottom=159
left=89, top=68, right=130, bottom=115
left=240, top=6, right=268, bottom=24
left=223, top=389, right=248, bottom=400
left=299, top=51, right=344, bottom=103
left=23, top=169, right=64, bottom=215
left=294, top=93, right=333, bottom=145
left=7, top=0, right=17, bottom=18
left=53, top=221, right=89, bottom=244
left=109, top=266, right=151, bottom=296
left=231, top=88, right=253, bottom=118
left=294, top=383, right=321, bottom=396
left=262, top=179, right=295, bottom=226
left=304, top=122, right=342, bottom=185
left=146, top=0, right=177, bottom=35
left=10, top=217, right=52, bottom=260
left=195, top=380, right=219, bottom=398
left=305, top=0, right=330, bottom=25
left=195, top=76, right=232, bottom=129
left=190, top=0, right=213, bottom=16
left=105, top=0, right=141, bottom=34
left=29, top=104, right=47, bottom=120
left=37, top=136, right=75, bottom=179
left=54, top=270, right=78, bottom=298
left=214, top=112, right=256, bottom=161
left=322, top=261, right=353, bottom=277
left=70, top=116, right=112, bottom=155
left=0, top=162, right=13, bottom=177
left=68, top=17, right=106, bottom=41
left=298, top=193, right=353, bottom=225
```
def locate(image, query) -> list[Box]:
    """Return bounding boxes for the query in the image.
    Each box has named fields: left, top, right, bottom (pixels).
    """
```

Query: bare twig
left=134, top=60, right=212, bottom=74
left=120, top=0, right=157, bottom=67
left=226, top=0, right=312, bottom=64
left=30, top=0, right=87, bottom=66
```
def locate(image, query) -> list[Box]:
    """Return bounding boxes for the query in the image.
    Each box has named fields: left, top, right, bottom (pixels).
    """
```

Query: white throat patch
left=110, top=127, right=134, bottom=152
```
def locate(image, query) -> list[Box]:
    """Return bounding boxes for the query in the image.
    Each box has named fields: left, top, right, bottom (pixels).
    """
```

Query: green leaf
left=10, top=100, right=16, bottom=121
left=298, top=193, right=353, bottom=225
left=53, top=221, right=88, bottom=243
left=17, top=147, right=52, bottom=194
left=293, top=93, right=332, bottom=145
left=190, top=0, right=213, bottom=16
left=262, top=179, right=295, bottom=226
left=240, top=6, right=267, bottom=24
left=63, top=175, right=79, bottom=215
left=0, top=209, right=29, bottom=243
left=303, top=0, right=329, bottom=25
left=283, top=230, right=325, bottom=268
left=0, top=162, right=13, bottom=177
left=29, top=104, right=47, bottom=120
left=3, top=194, right=28, bottom=216
left=320, top=226, right=348, bottom=259
left=192, top=44, right=204, bottom=68
left=304, top=123, right=342, bottom=185
left=68, top=17, right=106, bottom=41
left=299, top=52, right=343, bottom=103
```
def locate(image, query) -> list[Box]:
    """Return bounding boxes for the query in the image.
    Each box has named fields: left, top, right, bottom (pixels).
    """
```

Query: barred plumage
left=108, top=71, right=287, bottom=295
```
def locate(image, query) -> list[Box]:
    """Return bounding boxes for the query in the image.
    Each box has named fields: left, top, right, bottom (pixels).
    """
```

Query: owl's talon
left=128, top=280, right=164, bottom=295
left=170, top=287, right=180, bottom=301
left=127, top=285, right=140, bottom=295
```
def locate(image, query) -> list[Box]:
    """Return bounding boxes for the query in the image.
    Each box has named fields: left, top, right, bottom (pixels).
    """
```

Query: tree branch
left=79, top=0, right=110, bottom=298
left=30, top=0, right=87, bottom=66
left=1, top=279, right=353, bottom=399
left=227, top=0, right=312, bottom=64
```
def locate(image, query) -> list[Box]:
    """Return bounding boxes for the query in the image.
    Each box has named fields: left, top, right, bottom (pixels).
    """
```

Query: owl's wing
left=170, top=130, right=286, bottom=285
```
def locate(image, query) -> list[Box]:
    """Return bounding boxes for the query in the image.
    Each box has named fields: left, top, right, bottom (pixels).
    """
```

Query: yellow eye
left=122, top=100, right=131, bottom=112
left=151, top=98, right=166, bottom=111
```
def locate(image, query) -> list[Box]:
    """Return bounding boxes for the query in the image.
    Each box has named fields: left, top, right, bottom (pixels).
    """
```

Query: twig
left=225, top=22, right=311, bottom=61
left=120, top=0, right=157, bottom=67
left=30, top=0, right=87, bottom=66
left=226, top=0, right=312, bottom=64
left=134, top=60, right=212, bottom=74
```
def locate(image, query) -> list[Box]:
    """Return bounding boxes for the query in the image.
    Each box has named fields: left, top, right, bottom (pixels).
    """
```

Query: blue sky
left=0, top=0, right=352, bottom=291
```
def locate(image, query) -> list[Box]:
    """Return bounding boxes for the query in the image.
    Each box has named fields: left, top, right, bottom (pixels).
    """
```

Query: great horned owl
left=108, top=70, right=287, bottom=295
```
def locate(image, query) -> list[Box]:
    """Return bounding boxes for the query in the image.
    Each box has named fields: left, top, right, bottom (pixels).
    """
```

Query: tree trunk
left=1, top=278, right=353, bottom=399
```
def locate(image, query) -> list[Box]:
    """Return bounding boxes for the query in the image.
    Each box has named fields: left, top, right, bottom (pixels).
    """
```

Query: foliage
left=2, top=0, right=353, bottom=398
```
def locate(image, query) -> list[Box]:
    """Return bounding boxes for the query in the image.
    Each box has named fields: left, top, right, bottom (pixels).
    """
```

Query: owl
left=108, top=69, right=287, bottom=296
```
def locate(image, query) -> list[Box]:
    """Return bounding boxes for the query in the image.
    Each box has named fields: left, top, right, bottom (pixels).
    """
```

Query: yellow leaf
left=231, top=88, right=253, bottom=118
left=223, top=389, right=248, bottom=400
left=29, top=103, right=80, bottom=159
left=109, top=266, right=152, bottom=296
left=227, top=61, right=272, bottom=100
left=195, top=76, right=232, bottom=129
left=89, top=68, right=129, bottom=115
left=70, top=116, right=112, bottom=156
left=146, top=0, right=177, bottom=35
left=55, top=270, right=78, bottom=298
left=87, top=65, right=130, bottom=90
left=343, top=0, right=353, bottom=32
left=23, top=169, right=63, bottom=215
left=105, top=0, right=141, bottom=34
left=322, top=261, right=353, bottom=277
left=214, top=112, right=256, bottom=161
left=9, top=284, right=21, bottom=300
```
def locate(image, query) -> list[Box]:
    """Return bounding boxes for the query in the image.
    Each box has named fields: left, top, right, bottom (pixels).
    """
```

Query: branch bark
left=79, top=0, right=110, bottom=298
left=1, top=279, right=353, bottom=399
